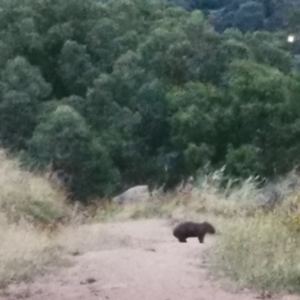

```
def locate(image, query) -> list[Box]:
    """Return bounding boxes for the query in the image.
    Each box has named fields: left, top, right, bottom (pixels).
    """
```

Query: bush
left=225, top=144, right=262, bottom=178
left=26, top=105, right=121, bottom=201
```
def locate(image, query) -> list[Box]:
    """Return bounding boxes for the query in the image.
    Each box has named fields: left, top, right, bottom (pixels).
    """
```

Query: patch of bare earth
left=1, top=219, right=299, bottom=300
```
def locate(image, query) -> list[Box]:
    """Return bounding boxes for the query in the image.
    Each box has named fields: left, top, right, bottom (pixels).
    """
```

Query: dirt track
left=1, top=219, right=299, bottom=300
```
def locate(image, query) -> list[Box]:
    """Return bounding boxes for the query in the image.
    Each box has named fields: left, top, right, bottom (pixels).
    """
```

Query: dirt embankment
left=1, top=219, right=299, bottom=300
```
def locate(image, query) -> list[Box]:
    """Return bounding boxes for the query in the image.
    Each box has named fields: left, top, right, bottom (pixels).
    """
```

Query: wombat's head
left=203, top=222, right=216, bottom=234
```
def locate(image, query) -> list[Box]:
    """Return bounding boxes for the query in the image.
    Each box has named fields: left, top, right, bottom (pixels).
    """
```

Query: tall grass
left=0, top=150, right=72, bottom=288
left=0, top=216, right=64, bottom=288
left=210, top=212, right=300, bottom=294
left=203, top=170, right=300, bottom=295
left=0, top=150, right=71, bottom=225
left=94, top=171, right=259, bottom=222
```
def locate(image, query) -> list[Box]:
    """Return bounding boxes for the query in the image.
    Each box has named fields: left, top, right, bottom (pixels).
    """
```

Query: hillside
left=1, top=148, right=300, bottom=297
left=2, top=1, right=300, bottom=295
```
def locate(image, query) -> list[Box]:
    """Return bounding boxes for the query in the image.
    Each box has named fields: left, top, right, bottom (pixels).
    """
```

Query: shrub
left=26, top=105, right=121, bottom=202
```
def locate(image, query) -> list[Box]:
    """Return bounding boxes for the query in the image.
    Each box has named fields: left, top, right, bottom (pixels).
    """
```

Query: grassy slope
left=0, top=149, right=76, bottom=288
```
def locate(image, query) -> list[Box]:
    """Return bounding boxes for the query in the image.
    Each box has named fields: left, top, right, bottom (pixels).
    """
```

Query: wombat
left=173, top=221, right=216, bottom=243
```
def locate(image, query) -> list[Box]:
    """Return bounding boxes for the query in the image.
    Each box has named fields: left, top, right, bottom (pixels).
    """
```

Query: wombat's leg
left=198, top=234, right=204, bottom=243
left=179, top=238, right=187, bottom=243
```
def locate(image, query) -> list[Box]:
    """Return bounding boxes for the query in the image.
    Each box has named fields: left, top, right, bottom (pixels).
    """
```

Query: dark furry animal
left=173, top=221, right=216, bottom=243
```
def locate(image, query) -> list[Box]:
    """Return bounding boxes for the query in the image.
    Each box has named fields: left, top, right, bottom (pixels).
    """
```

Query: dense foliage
left=0, top=0, right=300, bottom=201
left=170, top=0, right=300, bottom=33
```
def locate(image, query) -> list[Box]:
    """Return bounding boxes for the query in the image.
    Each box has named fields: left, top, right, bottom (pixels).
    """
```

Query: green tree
left=184, top=142, right=213, bottom=175
left=0, top=91, right=38, bottom=149
left=225, top=144, right=261, bottom=178
left=223, top=59, right=300, bottom=176
left=27, top=105, right=120, bottom=201
left=0, top=56, right=51, bottom=149
left=1, top=56, right=52, bottom=100
left=233, top=1, right=265, bottom=33
left=167, top=82, right=220, bottom=151
left=58, top=40, right=97, bottom=96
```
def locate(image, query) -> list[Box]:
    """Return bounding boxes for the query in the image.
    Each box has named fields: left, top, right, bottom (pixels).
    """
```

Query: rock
left=112, top=185, right=150, bottom=204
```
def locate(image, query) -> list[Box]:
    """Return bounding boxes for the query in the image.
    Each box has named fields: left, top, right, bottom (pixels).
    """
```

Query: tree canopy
left=0, top=0, right=299, bottom=201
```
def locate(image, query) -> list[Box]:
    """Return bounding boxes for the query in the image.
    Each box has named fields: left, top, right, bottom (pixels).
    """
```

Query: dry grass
left=210, top=212, right=300, bottom=294
left=0, top=150, right=71, bottom=225
left=0, top=149, right=75, bottom=288
left=94, top=174, right=259, bottom=222
left=0, top=216, right=65, bottom=288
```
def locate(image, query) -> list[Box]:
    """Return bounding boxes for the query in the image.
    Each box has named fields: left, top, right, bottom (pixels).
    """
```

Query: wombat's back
left=173, top=221, right=216, bottom=237
left=173, top=221, right=199, bottom=238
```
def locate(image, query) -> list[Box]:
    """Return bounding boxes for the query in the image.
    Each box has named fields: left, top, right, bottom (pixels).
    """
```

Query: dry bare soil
left=1, top=219, right=299, bottom=300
